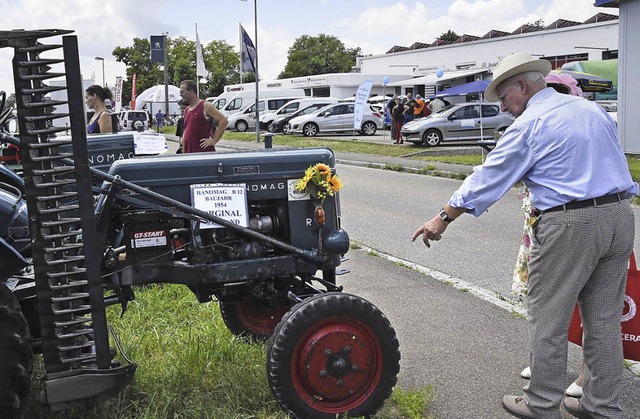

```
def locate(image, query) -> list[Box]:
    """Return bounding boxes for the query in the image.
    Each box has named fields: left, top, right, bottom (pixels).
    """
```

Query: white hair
left=499, top=70, right=547, bottom=92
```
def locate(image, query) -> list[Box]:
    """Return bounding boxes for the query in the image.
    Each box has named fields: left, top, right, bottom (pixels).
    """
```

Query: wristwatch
left=439, top=207, right=454, bottom=223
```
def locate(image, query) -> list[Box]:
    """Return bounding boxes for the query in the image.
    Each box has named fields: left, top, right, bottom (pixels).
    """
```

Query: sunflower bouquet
left=294, top=163, right=344, bottom=200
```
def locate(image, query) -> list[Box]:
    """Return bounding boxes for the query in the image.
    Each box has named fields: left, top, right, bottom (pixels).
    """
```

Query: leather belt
left=538, top=192, right=627, bottom=215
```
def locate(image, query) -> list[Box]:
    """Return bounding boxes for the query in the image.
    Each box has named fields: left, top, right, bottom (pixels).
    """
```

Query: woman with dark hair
left=85, top=84, right=113, bottom=134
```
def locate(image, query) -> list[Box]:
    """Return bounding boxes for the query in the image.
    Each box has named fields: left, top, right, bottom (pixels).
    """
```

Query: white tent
left=135, top=84, right=181, bottom=109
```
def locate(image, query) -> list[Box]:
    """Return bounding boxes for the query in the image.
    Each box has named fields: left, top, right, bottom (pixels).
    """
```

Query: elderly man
left=412, top=52, right=636, bottom=419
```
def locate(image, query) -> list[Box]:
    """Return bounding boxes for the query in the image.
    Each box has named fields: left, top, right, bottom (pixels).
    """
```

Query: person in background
left=412, top=52, right=636, bottom=419
left=386, top=95, right=397, bottom=141
left=428, top=97, right=446, bottom=113
left=175, top=99, right=186, bottom=154
left=85, top=85, right=113, bottom=134
left=155, top=109, right=164, bottom=132
left=179, top=79, right=228, bottom=153
left=422, top=99, right=432, bottom=117
left=392, top=96, right=406, bottom=144
left=414, top=94, right=425, bottom=119
left=403, top=92, right=417, bottom=124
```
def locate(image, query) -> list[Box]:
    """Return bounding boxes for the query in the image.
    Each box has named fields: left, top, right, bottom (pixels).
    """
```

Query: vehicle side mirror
left=449, top=114, right=458, bottom=121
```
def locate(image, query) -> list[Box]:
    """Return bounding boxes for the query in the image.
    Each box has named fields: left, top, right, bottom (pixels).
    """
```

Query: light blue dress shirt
left=449, top=87, right=638, bottom=216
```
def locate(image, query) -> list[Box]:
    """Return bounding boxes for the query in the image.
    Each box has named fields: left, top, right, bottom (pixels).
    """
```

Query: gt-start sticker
left=131, top=230, right=167, bottom=248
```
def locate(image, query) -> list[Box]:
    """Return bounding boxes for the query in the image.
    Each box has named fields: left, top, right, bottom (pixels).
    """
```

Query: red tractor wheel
left=219, top=295, right=292, bottom=341
left=267, top=292, right=400, bottom=418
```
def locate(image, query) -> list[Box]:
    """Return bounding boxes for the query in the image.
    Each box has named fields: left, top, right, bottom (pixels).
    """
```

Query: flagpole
left=253, top=0, right=259, bottom=142
left=196, top=23, right=200, bottom=99
left=238, top=23, right=243, bottom=87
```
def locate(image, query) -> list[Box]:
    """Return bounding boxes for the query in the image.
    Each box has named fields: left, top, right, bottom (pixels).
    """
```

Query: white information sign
left=133, top=132, right=168, bottom=155
left=460, top=119, right=475, bottom=128
left=190, top=183, right=249, bottom=229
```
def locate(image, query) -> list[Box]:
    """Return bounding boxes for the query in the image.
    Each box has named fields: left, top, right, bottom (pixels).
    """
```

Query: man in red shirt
left=179, top=80, right=228, bottom=153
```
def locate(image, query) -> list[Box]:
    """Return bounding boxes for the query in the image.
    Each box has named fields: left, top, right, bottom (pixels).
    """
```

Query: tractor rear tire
left=0, top=284, right=33, bottom=419
left=220, top=295, right=292, bottom=341
left=267, top=292, right=400, bottom=418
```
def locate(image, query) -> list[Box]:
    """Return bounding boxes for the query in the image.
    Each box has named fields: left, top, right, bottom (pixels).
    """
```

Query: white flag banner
left=353, top=80, right=374, bottom=130
left=196, top=31, right=208, bottom=78
left=115, top=77, right=123, bottom=113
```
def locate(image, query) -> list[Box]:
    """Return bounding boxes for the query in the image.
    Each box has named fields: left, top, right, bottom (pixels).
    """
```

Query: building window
left=542, top=53, right=588, bottom=70
left=312, top=87, right=330, bottom=97
left=603, top=50, right=618, bottom=60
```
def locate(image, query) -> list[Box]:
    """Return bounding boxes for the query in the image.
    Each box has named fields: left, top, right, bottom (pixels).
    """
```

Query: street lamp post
left=95, top=56, right=105, bottom=86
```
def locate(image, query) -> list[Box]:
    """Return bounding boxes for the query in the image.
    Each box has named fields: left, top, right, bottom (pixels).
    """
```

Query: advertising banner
left=150, top=35, right=165, bottom=63
left=353, top=80, right=374, bottom=130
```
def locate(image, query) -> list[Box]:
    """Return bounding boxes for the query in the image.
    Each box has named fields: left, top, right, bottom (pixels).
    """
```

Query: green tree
left=278, top=34, right=361, bottom=79
left=527, top=19, right=545, bottom=29
left=439, top=30, right=459, bottom=42
left=201, top=39, right=247, bottom=97
left=112, top=37, right=162, bottom=106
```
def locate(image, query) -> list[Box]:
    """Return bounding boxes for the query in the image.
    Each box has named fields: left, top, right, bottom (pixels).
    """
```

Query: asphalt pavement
left=164, top=132, right=640, bottom=418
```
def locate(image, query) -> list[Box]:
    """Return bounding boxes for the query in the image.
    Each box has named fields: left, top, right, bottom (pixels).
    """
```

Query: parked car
left=118, top=110, right=151, bottom=131
left=227, top=97, right=300, bottom=132
left=272, top=102, right=337, bottom=134
left=261, top=97, right=338, bottom=131
left=400, top=102, right=515, bottom=146
left=288, top=102, right=383, bottom=137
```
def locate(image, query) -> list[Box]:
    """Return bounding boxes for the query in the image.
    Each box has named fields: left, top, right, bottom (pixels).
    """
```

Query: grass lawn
left=25, top=284, right=434, bottom=419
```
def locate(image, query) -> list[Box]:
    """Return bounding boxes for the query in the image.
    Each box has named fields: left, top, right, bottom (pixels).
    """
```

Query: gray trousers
left=524, top=200, right=634, bottom=419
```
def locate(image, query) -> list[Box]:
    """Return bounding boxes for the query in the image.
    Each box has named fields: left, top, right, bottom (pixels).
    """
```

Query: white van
left=260, top=97, right=339, bottom=131
left=208, top=91, right=237, bottom=110
left=220, top=89, right=305, bottom=117
left=227, top=97, right=301, bottom=132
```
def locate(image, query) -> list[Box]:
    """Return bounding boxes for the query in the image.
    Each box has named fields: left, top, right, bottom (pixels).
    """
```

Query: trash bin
left=262, top=133, right=273, bottom=149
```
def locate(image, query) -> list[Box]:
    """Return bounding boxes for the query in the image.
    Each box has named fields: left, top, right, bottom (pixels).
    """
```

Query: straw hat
left=485, top=52, right=552, bottom=102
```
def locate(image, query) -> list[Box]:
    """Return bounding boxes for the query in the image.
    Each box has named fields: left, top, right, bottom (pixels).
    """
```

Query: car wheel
left=361, top=121, right=377, bottom=136
left=267, top=122, right=277, bottom=133
left=282, top=124, right=290, bottom=135
left=423, top=129, right=442, bottom=147
left=303, top=122, right=318, bottom=137
left=236, top=120, right=248, bottom=132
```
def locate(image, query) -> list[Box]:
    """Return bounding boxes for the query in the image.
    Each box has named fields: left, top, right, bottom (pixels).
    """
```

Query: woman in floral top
left=511, top=188, right=536, bottom=299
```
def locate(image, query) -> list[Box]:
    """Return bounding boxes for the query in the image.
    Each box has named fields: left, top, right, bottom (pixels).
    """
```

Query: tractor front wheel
left=267, top=292, right=400, bottom=418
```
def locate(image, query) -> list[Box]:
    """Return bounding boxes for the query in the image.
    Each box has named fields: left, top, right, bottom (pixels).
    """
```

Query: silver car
left=288, top=102, right=383, bottom=137
left=400, top=102, right=515, bottom=146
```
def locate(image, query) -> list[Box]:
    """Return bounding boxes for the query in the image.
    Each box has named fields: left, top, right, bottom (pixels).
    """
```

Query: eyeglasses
left=498, top=82, right=519, bottom=105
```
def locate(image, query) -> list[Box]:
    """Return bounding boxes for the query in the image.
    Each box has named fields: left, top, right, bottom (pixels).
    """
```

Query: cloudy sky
left=0, top=0, right=616, bottom=94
